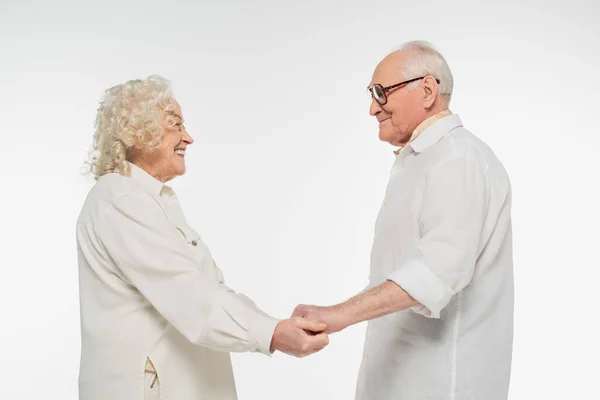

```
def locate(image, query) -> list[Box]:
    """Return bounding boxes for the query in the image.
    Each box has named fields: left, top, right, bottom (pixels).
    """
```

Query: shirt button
left=191, top=240, right=198, bottom=246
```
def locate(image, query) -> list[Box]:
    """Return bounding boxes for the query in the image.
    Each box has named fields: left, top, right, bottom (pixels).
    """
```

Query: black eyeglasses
left=367, top=76, right=440, bottom=106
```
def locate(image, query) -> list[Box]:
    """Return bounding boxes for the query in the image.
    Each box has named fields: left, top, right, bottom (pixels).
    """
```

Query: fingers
left=309, top=332, right=330, bottom=348
left=293, top=317, right=327, bottom=333
left=293, top=332, right=329, bottom=358
left=307, top=333, right=330, bottom=356
left=272, top=318, right=330, bottom=358
left=291, top=304, right=307, bottom=318
left=312, top=345, right=328, bottom=353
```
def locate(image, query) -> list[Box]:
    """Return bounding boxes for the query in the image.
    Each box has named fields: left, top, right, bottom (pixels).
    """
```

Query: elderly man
left=293, top=41, right=514, bottom=399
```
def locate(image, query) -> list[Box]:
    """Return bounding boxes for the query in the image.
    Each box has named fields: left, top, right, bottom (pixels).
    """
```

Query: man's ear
left=422, top=76, right=439, bottom=108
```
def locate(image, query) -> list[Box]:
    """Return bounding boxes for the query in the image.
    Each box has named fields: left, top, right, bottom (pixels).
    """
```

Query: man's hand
left=291, top=304, right=350, bottom=334
left=293, top=282, right=419, bottom=333
left=269, top=317, right=330, bottom=357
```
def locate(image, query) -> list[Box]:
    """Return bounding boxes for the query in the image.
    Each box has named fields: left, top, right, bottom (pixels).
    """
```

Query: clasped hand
left=270, top=304, right=348, bottom=358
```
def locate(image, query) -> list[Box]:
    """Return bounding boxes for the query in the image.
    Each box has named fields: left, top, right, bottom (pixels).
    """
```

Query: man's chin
left=378, top=129, right=395, bottom=145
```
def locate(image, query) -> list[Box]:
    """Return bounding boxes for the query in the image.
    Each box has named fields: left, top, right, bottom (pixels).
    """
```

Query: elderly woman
left=76, top=75, right=328, bottom=400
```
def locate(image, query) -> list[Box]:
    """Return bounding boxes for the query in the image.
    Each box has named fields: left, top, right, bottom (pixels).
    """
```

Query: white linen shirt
left=356, top=114, right=514, bottom=400
left=76, top=162, right=279, bottom=400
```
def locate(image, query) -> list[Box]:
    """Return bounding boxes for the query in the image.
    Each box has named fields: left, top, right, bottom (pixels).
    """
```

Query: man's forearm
left=336, top=280, right=419, bottom=328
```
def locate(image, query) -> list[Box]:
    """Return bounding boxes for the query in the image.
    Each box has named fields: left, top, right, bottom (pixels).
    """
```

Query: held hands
left=270, top=304, right=351, bottom=358
left=270, top=317, right=329, bottom=357
left=291, top=304, right=349, bottom=334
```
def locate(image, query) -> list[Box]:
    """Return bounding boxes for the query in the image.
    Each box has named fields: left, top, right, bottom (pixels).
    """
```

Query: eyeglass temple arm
left=384, top=77, right=441, bottom=91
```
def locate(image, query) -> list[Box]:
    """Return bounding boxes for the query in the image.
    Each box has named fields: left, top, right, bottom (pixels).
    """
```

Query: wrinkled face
left=132, top=99, right=194, bottom=182
left=368, top=52, right=436, bottom=147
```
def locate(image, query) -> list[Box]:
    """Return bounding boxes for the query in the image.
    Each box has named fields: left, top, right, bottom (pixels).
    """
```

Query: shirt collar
left=126, top=161, right=169, bottom=196
left=406, top=112, right=463, bottom=154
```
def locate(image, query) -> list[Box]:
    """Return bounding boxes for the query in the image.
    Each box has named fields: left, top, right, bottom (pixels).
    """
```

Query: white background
left=1, top=0, right=599, bottom=398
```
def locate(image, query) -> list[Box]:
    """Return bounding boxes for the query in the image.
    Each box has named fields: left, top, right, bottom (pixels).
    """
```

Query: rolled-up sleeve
left=388, top=157, right=489, bottom=318
left=97, top=192, right=279, bottom=355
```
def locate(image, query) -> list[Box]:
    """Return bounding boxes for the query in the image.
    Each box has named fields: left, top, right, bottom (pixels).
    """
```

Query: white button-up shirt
left=76, top=162, right=279, bottom=400
left=356, top=114, right=514, bottom=400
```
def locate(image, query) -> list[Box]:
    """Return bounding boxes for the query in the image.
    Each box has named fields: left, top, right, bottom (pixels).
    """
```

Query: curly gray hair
left=86, top=75, right=175, bottom=180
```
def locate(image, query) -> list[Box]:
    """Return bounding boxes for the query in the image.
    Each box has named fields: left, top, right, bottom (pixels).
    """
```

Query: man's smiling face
left=368, top=51, right=429, bottom=147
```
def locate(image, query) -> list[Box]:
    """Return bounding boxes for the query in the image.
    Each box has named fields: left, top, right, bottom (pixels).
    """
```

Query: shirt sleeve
left=96, top=192, right=280, bottom=355
left=388, top=157, right=489, bottom=318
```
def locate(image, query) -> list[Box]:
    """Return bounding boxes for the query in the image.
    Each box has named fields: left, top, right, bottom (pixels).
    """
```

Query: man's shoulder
left=442, top=129, right=512, bottom=193
left=436, top=127, right=502, bottom=165
left=423, top=127, right=510, bottom=186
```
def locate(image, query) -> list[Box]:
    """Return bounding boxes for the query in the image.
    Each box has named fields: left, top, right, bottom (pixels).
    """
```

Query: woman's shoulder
left=78, top=173, right=150, bottom=225
left=94, top=172, right=138, bottom=198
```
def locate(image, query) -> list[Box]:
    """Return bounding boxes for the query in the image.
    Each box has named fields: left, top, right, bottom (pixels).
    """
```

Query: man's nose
left=369, top=98, right=382, bottom=117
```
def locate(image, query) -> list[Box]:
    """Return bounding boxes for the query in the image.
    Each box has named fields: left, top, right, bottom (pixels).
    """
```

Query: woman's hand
left=269, top=317, right=329, bottom=357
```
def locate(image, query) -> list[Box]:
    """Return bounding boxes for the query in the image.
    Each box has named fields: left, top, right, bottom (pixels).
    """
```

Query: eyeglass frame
left=367, top=76, right=441, bottom=106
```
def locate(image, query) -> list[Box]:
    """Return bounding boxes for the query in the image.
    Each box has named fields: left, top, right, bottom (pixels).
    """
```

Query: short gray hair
left=397, top=40, right=454, bottom=102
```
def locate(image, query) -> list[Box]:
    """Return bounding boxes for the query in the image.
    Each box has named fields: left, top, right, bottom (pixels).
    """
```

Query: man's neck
left=414, top=108, right=452, bottom=135
left=396, top=108, right=451, bottom=151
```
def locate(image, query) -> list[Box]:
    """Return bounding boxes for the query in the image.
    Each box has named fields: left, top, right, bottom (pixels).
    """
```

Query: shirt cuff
left=247, top=311, right=280, bottom=356
left=387, top=259, right=454, bottom=318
